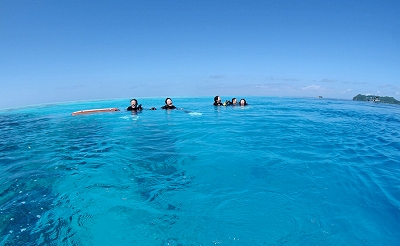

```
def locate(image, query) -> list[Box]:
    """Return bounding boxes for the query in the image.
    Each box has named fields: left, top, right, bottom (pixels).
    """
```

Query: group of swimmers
left=127, top=97, right=175, bottom=111
left=127, top=96, right=248, bottom=111
left=213, top=96, right=247, bottom=106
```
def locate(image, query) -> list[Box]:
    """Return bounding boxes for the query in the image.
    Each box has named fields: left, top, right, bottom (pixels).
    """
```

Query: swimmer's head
left=214, top=96, right=221, bottom=103
left=239, top=99, right=247, bottom=106
left=130, top=99, right=138, bottom=107
left=165, top=98, right=173, bottom=106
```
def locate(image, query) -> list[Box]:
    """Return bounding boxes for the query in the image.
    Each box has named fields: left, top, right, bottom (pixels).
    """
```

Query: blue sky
left=1, top=0, right=399, bottom=109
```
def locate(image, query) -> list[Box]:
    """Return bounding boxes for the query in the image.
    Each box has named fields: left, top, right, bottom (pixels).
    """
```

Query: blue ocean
left=1, top=97, right=399, bottom=245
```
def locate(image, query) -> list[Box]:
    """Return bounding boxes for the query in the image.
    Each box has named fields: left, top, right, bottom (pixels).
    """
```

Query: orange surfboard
left=71, top=108, right=120, bottom=116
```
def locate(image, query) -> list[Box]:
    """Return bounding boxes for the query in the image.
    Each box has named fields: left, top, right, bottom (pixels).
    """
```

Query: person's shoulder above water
left=161, top=105, right=176, bottom=109
left=162, top=97, right=176, bottom=110
left=127, top=105, right=143, bottom=111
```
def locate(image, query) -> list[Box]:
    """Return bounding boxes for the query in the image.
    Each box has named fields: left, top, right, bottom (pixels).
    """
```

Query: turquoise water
left=1, top=97, right=399, bottom=245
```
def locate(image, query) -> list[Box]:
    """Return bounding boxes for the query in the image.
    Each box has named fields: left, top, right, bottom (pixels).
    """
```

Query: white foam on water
left=119, top=115, right=139, bottom=121
left=188, top=112, right=202, bottom=116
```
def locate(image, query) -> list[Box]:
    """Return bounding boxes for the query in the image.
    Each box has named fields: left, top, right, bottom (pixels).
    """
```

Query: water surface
left=1, top=97, right=399, bottom=245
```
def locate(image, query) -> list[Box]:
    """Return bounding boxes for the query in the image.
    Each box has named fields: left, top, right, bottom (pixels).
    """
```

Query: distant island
left=353, top=94, right=400, bottom=105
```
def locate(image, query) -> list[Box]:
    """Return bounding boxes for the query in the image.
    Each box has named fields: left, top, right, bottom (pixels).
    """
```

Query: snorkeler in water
left=127, top=99, right=156, bottom=111
left=213, top=96, right=223, bottom=106
left=127, top=99, right=143, bottom=111
left=161, top=98, right=177, bottom=110
left=223, top=98, right=237, bottom=106
left=239, top=98, right=248, bottom=106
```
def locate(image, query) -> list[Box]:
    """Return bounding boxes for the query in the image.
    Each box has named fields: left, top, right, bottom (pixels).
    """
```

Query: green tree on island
left=353, top=94, right=400, bottom=105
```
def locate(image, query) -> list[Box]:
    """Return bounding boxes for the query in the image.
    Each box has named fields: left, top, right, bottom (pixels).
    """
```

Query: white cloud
left=320, top=78, right=337, bottom=83
left=302, top=85, right=322, bottom=91
left=253, top=84, right=282, bottom=91
left=266, top=76, right=299, bottom=82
